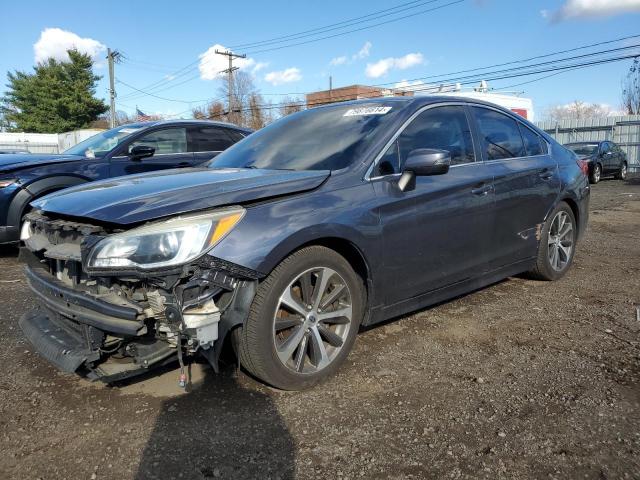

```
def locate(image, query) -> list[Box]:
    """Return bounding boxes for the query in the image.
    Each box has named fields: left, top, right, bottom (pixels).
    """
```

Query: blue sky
left=1, top=0, right=639, bottom=120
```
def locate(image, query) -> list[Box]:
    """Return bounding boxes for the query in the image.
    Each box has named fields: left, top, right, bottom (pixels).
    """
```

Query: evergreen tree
left=1, top=50, right=108, bottom=133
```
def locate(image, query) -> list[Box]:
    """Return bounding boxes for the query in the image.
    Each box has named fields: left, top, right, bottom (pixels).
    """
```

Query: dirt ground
left=0, top=179, right=639, bottom=480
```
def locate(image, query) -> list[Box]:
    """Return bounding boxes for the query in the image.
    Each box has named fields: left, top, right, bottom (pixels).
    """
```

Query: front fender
left=7, top=176, right=89, bottom=227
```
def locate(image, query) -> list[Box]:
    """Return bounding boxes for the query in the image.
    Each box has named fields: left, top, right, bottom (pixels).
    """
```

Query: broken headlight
left=87, top=207, right=245, bottom=270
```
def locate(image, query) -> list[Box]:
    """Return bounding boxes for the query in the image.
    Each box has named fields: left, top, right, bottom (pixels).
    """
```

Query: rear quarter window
left=519, top=124, right=545, bottom=156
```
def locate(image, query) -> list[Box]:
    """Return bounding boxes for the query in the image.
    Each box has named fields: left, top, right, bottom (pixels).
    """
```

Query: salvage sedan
left=19, top=97, right=589, bottom=390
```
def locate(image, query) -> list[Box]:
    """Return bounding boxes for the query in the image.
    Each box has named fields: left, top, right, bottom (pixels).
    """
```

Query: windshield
left=566, top=144, right=598, bottom=156
left=63, top=125, right=144, bottom=158
left=210, top=103, right=403, bottom=171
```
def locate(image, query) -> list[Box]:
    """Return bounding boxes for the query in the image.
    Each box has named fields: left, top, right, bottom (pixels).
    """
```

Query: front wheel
left=236, top=246, right=365, bottom=390
left=616, top=162, right=628, bottom=180
left=589, top=163, right=601, bottom=184
left=527, top=202, right=577, bottom=281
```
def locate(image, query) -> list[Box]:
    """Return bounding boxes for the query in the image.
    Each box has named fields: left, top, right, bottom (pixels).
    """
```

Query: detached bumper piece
left=19, top=309, right=99, bottom=374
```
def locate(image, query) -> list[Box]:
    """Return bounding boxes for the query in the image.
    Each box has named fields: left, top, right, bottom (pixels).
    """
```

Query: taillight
left=576, top=159, right=589, bottom=176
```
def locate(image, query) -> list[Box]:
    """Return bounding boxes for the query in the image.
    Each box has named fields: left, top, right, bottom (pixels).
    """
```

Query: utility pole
left=215, top=49, right=246, bottom=123
left=106, top=48, right=121, bottom=128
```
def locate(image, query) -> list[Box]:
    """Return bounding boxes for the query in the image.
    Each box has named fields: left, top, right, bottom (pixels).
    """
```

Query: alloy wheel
left=273, top=267, right=353, bottom=374
left=621, top=164, right=627, bottom=180
left=547, top=211, right=574, bottom=272
left=594, top=165, right=601, bottom=182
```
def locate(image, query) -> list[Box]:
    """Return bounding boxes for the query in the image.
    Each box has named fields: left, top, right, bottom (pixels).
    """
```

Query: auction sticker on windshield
left=343, top=106, right=392, bottom=116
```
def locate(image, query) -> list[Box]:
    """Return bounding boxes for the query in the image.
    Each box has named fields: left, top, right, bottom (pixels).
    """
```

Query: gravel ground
left=0, top=179, right=639, bottom=480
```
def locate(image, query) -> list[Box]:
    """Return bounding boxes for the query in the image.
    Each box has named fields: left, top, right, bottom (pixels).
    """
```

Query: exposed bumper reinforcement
left=25, top=266, right=144, bottom=336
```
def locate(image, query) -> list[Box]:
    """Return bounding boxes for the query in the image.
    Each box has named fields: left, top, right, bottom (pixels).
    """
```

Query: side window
left=519, top=124, right=545, bottom=156
left=601, top=142, right=611, bottom=154
left=397, top=106, right=475, bottom=166
left=472, top=107, right=525, bottom=160
left=188, top=127, right=234, bottom=152
left=374, top=141, right=400, bottom=176
left=226, top=129, right=247, bottom=143
left=130, top=128, right=187, bottom=154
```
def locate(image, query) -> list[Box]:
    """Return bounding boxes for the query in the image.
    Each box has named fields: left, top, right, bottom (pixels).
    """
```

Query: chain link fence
left=536, top=115, right=640, bottom=172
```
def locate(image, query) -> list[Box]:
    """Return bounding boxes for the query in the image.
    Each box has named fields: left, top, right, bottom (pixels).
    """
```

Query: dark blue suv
left=0, top=120, right=251, bottom=244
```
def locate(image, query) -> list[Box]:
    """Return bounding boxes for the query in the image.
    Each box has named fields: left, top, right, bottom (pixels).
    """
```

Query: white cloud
left=329, top=41, right=372, bottom=68
left=395, top=79, right=426, bottom=89
left=353, top=41, right=372, bottom=60
left=33, top=28, right=106, bottom=65
left=264, top=67, right=302, bottom=85
left=252, top=61, right=269, bottom=74
left=330, top=56, right=348, bottom=66
left=550, top=0, right=640, bottom=20
left=198, top=44, right=256, bottom=80
left=365, top=52, right=424, bottom=78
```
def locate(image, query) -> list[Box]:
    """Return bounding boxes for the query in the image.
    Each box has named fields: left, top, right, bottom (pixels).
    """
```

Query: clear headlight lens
left=20, top=220, right=32, bottom=241
left=87, top=208, right=245, bottom=270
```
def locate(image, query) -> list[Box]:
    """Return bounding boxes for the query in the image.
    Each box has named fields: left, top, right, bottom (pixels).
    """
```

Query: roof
left=119, top=119, right=252, bottom=133
left=313, top=95, right=525, bottom=111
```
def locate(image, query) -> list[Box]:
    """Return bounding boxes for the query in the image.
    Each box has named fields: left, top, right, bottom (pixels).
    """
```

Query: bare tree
left=545, top=101, right=613, bottom=122
left=248, top=93, right=266, bottom=130
left=622, top=58, right=640, bottom=115
left=215, top=71, right=258, bottom=127
left=279, top=96, right=303, bottom=117
left=192, top=101, right=228, bottom=122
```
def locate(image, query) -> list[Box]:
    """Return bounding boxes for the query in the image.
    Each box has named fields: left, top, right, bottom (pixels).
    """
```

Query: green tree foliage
left=1, top=50, right=108, bottom=133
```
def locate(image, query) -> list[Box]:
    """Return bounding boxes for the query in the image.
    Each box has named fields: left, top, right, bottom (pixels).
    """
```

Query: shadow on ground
left=0, top=244, right=18, bottom=258
left=133, top=364, right=296, bottom=480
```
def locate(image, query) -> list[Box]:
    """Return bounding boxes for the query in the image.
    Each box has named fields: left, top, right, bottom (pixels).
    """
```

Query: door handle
left=178, top=162, right=191, bottom=167
left=539, top=170, right=554, bottom=180
left=471, top=184, right=493, bottom=196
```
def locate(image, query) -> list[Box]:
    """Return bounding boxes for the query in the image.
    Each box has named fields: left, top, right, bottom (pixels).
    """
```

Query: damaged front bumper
left=19, top=212, right=259, bottom=383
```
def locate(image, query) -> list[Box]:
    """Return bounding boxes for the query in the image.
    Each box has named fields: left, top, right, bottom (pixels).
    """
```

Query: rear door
left=470, top=106, right=560, bottom=269
left=372, top=104, right=496, bottom=305
left=187, top=126, right=238, bottom=165
left=110, top=127, right=195, bottom=176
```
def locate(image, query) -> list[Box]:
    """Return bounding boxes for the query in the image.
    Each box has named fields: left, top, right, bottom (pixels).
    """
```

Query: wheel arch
left=258, top=229, right=375, bottom=314
left=8, top=176, right=89, bottom=226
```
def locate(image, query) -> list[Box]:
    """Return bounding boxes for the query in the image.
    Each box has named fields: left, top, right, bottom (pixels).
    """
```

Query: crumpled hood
left=0, top=154, right=85, bottom=173
left=33, top=167, right=330, bottom=225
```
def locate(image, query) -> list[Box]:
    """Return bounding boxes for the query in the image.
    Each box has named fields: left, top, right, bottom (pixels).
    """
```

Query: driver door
left=110, top=127, right=195, bottom=176
left=372, top=104, right=496, bottom=306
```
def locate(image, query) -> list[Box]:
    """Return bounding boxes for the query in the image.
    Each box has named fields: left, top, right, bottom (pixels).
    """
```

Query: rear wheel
left=589, top=163, right=601, bottom=184
left=616, top=162, right=628, bottom=180
left=236, top=246, right=365, bottom=390
left=527, top=202, right=576, bottom=281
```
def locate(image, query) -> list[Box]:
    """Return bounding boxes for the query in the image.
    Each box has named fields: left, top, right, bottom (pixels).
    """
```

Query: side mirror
left=398, top=149, right=451, bottom=191
left=129, top=145, right=155, bottom=160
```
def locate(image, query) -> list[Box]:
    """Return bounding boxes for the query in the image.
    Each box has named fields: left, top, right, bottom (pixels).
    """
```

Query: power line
left=120, top=32, right=640, bottom=104
left=115, top=78, right=212, bottom=103
left=119, top=0, right=465, bottom=99
left=229, top=0, right=441, bottom=50
left=164, top=42, right=640, bottom=112
left=243, top=0, right=466, bottom=55
left=194, top=52, right=639, bottom=118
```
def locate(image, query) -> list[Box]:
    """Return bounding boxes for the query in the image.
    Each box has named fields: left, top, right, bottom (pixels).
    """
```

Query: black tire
left=616, top=161, right=628, bottom=180
left=235, top=246, right=365, bottom=390
left=527, top=202, right=577, bottom=281
left=589, top=163, right=601, bottom=184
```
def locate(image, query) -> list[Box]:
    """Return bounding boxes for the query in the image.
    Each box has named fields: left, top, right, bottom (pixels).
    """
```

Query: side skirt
left=365, top=258, right=536, bottom=326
